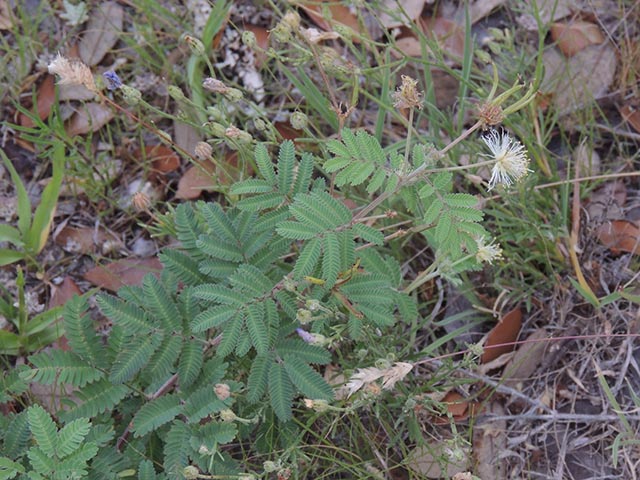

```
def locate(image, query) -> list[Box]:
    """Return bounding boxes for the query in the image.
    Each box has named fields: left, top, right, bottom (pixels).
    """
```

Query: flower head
left=475, top=237, right=503, bottom=264
left=392, top=75, right=423, bottom=110
left=482, top=129, right=531, bottom=190
left=48, top=53, right=97, bottom=93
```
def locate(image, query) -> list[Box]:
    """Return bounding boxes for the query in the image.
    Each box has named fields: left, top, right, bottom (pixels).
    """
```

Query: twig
left=482, top=413, right=640, bottom=422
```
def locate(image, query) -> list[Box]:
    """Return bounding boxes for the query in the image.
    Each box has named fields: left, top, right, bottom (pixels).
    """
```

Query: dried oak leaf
left=84, top=257, right=162, bottom=291
left=66, top=102, right=114, bottom=136
left=79, top=1, right=123, bottom=66
left=481, top=307, right=522, bottom=364
left=550, top=20, right=605, bottom=57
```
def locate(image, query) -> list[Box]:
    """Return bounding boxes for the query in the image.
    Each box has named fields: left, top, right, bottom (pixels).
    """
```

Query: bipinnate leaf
left=247, top=354, right=270, bottom=403
left=97, top=295, right=154, bottom=334
left=27, top=446, right=57, bottom=475
left=63, top=295, right=105, bottom=367
left=269, top=362, right=294, bottom=422
left=246, top=302, right=269, bottom=355
left=191, top=305, right=237, bottom=332
left=137, top=459, right=157, bottom=480
left=322, top=232, right=341, bottom=287
left=109, top=333, right=163, bottom=384
left=178, top=340, right=203, bottom=388
left=0, top=457, right=25, bottom=478
left=284, top=356, right=334, bottom=400
left=142, top=274, right=180, bottom=331
left=293, top=237, right=322, bottom=279
left=276, top=339, right=331, bottom=364
left=23, top=350, right=103, bottom=387
left=254, top=143, right=277, bottom=184
left=61, top=380, right=129, bottom=422
left=164, top=421, right=191, bottom=477
left=56, top=418, right=91, bottom=458
left=132, top=395, right=183, bottom=437
left=353, top=223, right=384, bottom=245
left=277, top=140, right=296, bottom=195
left=27, top=405, right=57, bottom=457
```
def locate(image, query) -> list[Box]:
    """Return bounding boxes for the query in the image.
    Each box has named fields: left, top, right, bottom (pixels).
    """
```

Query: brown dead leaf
left=517, top=0, right=575, bottom=30
left=49, top=277, right=82, bottom=309
left=473, top=401, right=507, bottom=480
left=244, top=25, right=269, bottom=68
left=481, top=307, right=522, bottom=364
left=550, top=21, right=605, bottom=57
left=58, top=83, right=97, bottom=102
left=420, top=17, right=465, bottom=61
left=597, top=220, right=640, bottom=255
left=541, top=42, right=616, bottom=115
left=66, top=102, right=114, bottom=136
left=620, top=104, right=640, bottom=133
left=55, top=225, right=121, bottom=255
left=297, top=1, right=364, bottom=43
left=19, top=75, right=56, bottom=128
left=275, top=121, right=303, bottom=142
left=79, top=1, right=124, bottom=66
left=84, top=257, right=162, bottom=292
left=173, top=120, right=202, bottom=161
left=134, top=145, right=181, bottom=175
left=0, top=0, right=14, bottom=30
left=406, top=442, right=471, bottom=479
left=585, top=180, right=626, bottom=220
left=175, top=160, right=217, bottom=200
left=502, top=328, right=549, bottom=388
left=378, top=0, right=425, bottom=28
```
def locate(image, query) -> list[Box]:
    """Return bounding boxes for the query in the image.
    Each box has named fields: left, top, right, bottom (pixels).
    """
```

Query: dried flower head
left=475, top=237, right=503, bottom=264
left=131, top=191, right=151, bottom=212
left=477, top=101, right=504, bottom=126
left=392, top=75, right=423, bottom=110
left=214, top=383, right=231, bottom=401
left=48, top=53, right=97, bottom=93
left=194, top=141, right=213, bottom=160
left=482, top=129, right=531, bottom=190
left=202, top=77, right=229, bottom=94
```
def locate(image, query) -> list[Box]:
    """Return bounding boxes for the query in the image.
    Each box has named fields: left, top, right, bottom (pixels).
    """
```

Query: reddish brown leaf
left=244, top=25, right=269, bottom=68
left=297, top=1, right=364, bottom=43
left=481, top=307, right=522, bottom=364
left=49, top=277, right=82, bottom=309
left=134, top=145, right=181, bottom=174
left=19, top=75, right=56, bottom=128
left=274, top=121, right=303, bottom=142
left=550, top=20, right=605, bottom=57
left=619, top=105, right=640, bottom=134
left=66, top=102, right=114, bottom=136
left=84, top=257, right=163, bottom=292
left=597, top=220, right=640, bottom=255
left=55, top=225, right=121, bottom=255
left=175, top=159, right=217, bottom=200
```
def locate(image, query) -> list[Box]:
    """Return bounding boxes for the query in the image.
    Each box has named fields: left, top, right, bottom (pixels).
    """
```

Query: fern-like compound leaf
left=27, top=405, right=57, bottom=457
left=277, top=140, right=296, bottom=195
left=283, top=355, right=334, bottom=400
left=27, top=446, right=56, bottom=476
left=192, top=284, right=245, bottom=305
left=229, top=264, right=272, bottom=297
left=145, top=334, right=182, bottom=381
left=246, top=302, right=268, bottom=355
left=132, top=395, right=183, bottom=437
left=254, top=143, right=277, bottom=185
left=174, top=203, right=204, bottom=252
left=196, top=236, right=244, bottom=262
left=3, top=411, right=31, bottom=458
left=268, top=362, right=294, bottom=422
left=160, top=249, right=207, bottom=285
left=247, top=354, right=271, bottom=403
left=216, top=314, right=243, bottom=357
left=236, top=191, right=285, bottom=212
left=292, top=152, right=314, bottom=195
left=201, top=203, right=237, bottom=245
left=137, top=460, right=157, bottom=480
left=97, top=295, right=154, bottom=334
left=293, top=237, right=322, bottom=280
left=322, top=232, right=341, bottom=288
left=353, top=223, right=384, bottom=246
left=62, top=295, right=105, bottom=368
left=56, top=417, right=91, bottom=458
left=191, top=305, right=237, bottom=332
left=23, top=350, right=103, bottom=387
left=109, top=333, right=163, bottom=384
left=276, top=339, right=331, bottom=365
left=230, top=178, right=274, bottom=195
left=163, top=421, right=191, bottom=477
left=183, top=386, right=230, bottom=424
left=195, top=421, right=238, bottom=447
left=178, top=340, right=203, bottom=388
left=60, top=380, right=128, bottom=422
left=276, top=220, right=321, bottom=239
left=142, top=274, right=181, bottom=332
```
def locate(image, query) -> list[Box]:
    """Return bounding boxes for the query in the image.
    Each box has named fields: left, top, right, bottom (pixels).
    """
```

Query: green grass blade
left=0, top=147, right=31, bottom=236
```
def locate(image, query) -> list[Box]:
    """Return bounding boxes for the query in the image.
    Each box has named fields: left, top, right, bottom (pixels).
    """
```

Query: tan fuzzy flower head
left=482, top=129, right=531, bottom=190
left=392, top=75, right=423, bottom=110
left=47, top=53, right=97, bottom=93
left=475, top=237, right=503, bottom=264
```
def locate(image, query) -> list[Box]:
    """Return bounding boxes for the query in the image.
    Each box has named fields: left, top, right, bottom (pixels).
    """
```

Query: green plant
left=0, top=267, right=62, bottom=356
left=0, top=140, right=64, bottom=268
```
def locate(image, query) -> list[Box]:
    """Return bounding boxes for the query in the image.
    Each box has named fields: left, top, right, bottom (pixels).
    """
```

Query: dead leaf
left=597, top=220, right=640, bottom=255
left=244, top=25, right=269, bottom=68
left=297, top=1, right=365, bottom=43
left=405, top=442, right=471, bottom=479
left=58, top=83, right=97, bottom=102
left=517, top=0, right=575, bottom=30
left=420, top=17, right=465, bottom=61
left=572, top=142, right=600, bottom=177
left=585, top=180, right=626, bottom=220
left=49, top=277, right=82, bottom=309
left=19, top=75, right=56, bottom=128
left=550, top=21, right=605, bottom=57
left=0, top=0, right=14, bottom=30
left=275, top=121, right=303, bottom=142
left=619, top=104, right=640, bottom=133
left=66, top=102, right=114, bottom=136
left=502, top=328, right=549, bottom=388
left=79, top=1, right=123, bottom=66
left=173, top=120, right=201, bottom=161
left=84, top=257, right=163, bottom=291
left=481, top=307, right=522, bottom=364
left=134, top=145, right=181, bottom=174
left=55, top=225, right=121, bottom=255
left=378, top=0, right=425, bottom=28
left=175, top=159, right=217, bottom=200
left=473, top=401, right=507, bottom=480
left=541, top=42, right=616, bottom=115
left=466, top=0, right=506, bottom=24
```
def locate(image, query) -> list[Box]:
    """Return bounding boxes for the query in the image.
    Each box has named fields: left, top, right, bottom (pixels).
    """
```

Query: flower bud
left=305, top=299, right=320, bottom=311
left=219, top=409, right=237, bottom=422
left=131, top=191, right=151, bottom=212
left=263, top=461, right=278, bottom=473
left=183, top=466, right=200, bottom=480
left=120, top=85, right=142, bottom=106
left=242, top=30, right=257, bottom=48
left=194, top=141, right=213, bottom=160
left=290, top=111, right=308, bottom=130
left=223, top=88, right=244, bottom=102
left=205, top=122, right=226, bottom=138
left=225, top=125, right=252, bottom=145
left=102, top=70, right=122, bottom=90
left=167, top=85, right=186, bottom=102
left=296, top=309, right=313, bottom=325
left=182, top=34, right=206, bottom=56
left=214, top=383, right=231, bottom=401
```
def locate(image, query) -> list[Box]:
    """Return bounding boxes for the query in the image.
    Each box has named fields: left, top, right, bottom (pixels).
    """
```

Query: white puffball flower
left=475, top=237, right=503, bottom=264
left=482, top=129, right=531, bottom=190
